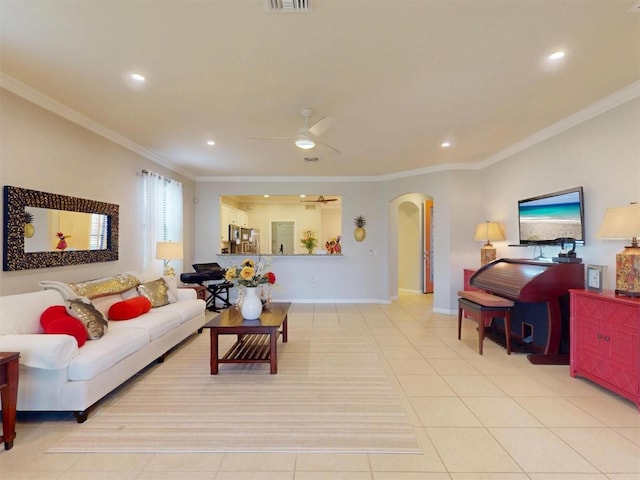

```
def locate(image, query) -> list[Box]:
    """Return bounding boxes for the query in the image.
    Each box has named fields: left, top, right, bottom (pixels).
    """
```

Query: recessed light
left=441, top=141, right=451, bottom=148
left=263, top=194, right=270, bottom=198
left=300, top=194, right=306, bottom=198
left=207, top=140, right=215, bottom=146
left=548, top=51, right=565, bottom=60
left=130, top=73, right=146, bottom=82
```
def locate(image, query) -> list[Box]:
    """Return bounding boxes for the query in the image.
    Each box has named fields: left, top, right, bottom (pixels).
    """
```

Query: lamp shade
left=473, top=221, right=505, bottom=244
left=595, top=203, right=640, bottom=297
left=596, top=203, right=640, bottom=243
left=155, top=241, right=183, bottom=260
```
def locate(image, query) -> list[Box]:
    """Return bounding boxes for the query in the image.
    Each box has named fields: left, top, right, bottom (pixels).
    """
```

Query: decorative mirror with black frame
left=3, top=185, right=119, bottom=271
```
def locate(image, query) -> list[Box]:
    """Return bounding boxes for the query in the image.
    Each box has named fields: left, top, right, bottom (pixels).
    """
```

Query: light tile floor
left=1, top=292, right=639, bottom=479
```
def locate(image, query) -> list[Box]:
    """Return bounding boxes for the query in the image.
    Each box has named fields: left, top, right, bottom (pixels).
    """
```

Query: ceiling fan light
left=295, top=134, right=315, bottom=149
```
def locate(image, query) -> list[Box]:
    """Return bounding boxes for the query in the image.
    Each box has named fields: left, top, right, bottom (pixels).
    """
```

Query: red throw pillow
left=40, top=306, right=87, bottom=347
left=40, top=305, right=69, bottom=329
left=108, top=296, right=152, bottom=320
left=44, top=317, right=87, bottom=347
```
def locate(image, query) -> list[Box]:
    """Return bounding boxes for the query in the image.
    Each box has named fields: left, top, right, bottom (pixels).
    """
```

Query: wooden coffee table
left=202, top=302, right=290, bottom=374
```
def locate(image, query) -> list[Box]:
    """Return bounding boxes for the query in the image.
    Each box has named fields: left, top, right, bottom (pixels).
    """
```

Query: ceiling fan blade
left=317, top=141, right=340, bottom=154
left=301, top=196, right=339, bottom=203
left=308, top=116, right=335, bottom=137
left=248, top=136, right=294, bottom=141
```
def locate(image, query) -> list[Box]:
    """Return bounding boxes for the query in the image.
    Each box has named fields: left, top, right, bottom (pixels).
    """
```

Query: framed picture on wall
left=586, top=264, right=605, bottom=292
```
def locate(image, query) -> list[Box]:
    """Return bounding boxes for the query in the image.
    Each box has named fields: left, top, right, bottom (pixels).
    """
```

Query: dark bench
left=457, top=290, right=514, bottom=355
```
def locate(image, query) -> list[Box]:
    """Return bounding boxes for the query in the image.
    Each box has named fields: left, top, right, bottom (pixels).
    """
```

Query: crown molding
left=0, top=73, right=196, bottom=181
left=199, top=81, right=640, bottom=183
left=3, top=72, right=637, bottom=184
left=196, top=175, right=375, bottom=183
left=477, top=80, right=640, bottom=170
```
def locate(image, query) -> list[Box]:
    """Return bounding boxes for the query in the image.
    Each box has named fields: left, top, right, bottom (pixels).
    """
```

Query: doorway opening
left=271, top=221, right=295, bottom=254
left=395, top=194, right=433, bottom=295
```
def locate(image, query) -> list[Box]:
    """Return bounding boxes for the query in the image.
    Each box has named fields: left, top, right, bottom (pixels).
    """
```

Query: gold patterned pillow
left=137, top=278, right=170, bottom=308
left=66, top=297, right=108, bottom=340
left=68, top=273, right=141, bottom=300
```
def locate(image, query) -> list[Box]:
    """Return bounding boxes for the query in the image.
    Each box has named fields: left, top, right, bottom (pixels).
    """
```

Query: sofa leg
left=74, top=410, right=89, bottom=423
left=157, top=354, right=166, bottom=363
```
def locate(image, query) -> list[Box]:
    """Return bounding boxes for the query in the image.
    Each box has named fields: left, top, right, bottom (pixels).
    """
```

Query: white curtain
left=139, top=171, right=183, bottom=276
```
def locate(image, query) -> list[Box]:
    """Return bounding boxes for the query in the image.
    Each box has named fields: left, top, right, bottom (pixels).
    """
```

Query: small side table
left=0, top=352, right=19, bottom=450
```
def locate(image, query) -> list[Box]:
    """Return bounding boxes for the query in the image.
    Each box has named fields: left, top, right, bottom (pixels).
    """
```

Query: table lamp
left=474, top=221, right=505, bottom=266
left=595, top=203, right=640, bottom=297
left=155, top=241, right=183, bottom=277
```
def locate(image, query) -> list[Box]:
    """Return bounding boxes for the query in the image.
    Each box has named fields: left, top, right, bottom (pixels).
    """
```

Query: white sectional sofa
left=0, top=272, right=206, bottom=422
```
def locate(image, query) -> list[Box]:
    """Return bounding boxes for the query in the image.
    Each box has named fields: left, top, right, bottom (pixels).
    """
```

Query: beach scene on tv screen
left=519, top=192, right=583, bottom=242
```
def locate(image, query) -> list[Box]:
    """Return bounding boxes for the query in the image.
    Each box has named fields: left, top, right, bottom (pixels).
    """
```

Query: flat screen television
left=518, top=186, right=585, bottom=245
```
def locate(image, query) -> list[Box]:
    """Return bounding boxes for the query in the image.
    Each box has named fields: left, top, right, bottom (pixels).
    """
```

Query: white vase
left=240, top=287, right=262, bottom=320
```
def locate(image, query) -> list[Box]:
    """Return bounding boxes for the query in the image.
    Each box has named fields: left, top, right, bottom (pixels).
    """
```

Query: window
left=88, top=213, right=108, bottom=250
left=140, top=171, right=183, bottom=273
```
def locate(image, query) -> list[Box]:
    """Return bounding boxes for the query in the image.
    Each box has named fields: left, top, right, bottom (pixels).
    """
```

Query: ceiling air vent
left=628, top=2, right=640, bottom=13
left=265, top=0, right=312, bottom=12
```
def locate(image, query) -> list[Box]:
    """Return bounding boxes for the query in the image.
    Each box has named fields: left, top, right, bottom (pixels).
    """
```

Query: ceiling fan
left=300, top=195, right=339, bottom=204
left=250, top=108, right=340, bottom=153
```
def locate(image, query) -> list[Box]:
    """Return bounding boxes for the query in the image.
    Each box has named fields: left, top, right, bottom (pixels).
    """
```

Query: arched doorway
left=394, top=193, right=433, bottom=295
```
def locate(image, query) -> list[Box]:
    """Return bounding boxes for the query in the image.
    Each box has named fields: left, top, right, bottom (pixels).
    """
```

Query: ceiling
left=1, top=1, right=638, bottom=179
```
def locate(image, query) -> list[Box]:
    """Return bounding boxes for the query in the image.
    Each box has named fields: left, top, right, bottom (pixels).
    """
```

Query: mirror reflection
left=220, top=195, right=342, bottom=255
left=24, top=207, right=109, bottom=253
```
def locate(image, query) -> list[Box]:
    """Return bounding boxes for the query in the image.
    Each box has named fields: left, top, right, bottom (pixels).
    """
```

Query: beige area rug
left=49, top=327, right=421, bottom=454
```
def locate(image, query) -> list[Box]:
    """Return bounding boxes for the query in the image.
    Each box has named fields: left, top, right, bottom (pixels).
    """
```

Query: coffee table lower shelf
left=223, top=333, right=277, bottom=363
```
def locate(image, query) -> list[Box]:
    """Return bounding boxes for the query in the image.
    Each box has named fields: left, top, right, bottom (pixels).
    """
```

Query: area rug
left=49, top=327, right=421, bottom=454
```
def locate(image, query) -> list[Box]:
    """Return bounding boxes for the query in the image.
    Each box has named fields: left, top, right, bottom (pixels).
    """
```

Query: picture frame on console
left=586, top=264, right=605, bottom=292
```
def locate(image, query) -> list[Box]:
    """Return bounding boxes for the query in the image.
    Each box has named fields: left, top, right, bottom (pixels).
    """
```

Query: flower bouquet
left=224, top=258, right=276, bottom=309
left=325, top=235, right=341, bottom=254
left=300, top=230, right=318, bottom=254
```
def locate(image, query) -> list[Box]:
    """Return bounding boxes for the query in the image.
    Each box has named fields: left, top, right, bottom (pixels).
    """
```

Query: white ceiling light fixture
left=441, top=141, right=451, bottom=148
left=548, top=51, right=565, bottom=60
left=207, top=140, right=215, bottom=146
left=295, top=133, right=315, bottom=150
left=131, top=73, right=146, bottom=82
left=249, top=107, right=339, bottom=153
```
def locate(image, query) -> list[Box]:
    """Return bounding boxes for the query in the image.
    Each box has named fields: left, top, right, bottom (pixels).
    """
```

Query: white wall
left=195, top=180, right=389, bottom=303
left=0, top=89, right=197, bottom=295
left=193, top=96, right=638, bottom=310
left=3, top=86, right=638, bottom=311
left=482, top=98, right=640, bottom=292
